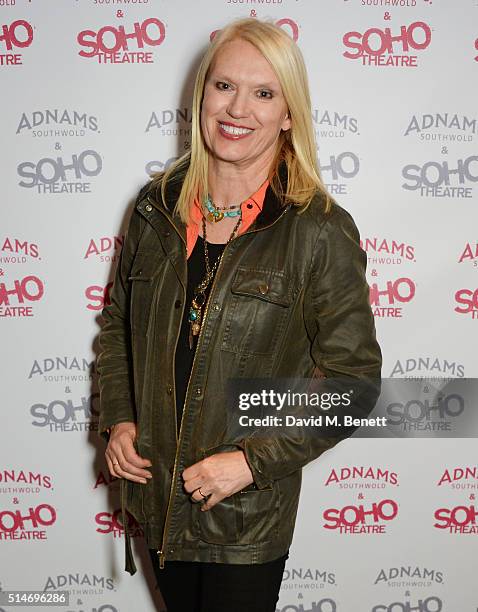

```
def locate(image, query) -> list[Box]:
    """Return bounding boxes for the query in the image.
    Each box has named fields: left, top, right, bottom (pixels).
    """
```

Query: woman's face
left=200, top=38, right=291, bottom=169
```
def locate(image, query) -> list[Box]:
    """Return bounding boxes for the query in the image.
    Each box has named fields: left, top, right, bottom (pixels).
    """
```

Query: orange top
left=186, top=180, right=269, bottom=259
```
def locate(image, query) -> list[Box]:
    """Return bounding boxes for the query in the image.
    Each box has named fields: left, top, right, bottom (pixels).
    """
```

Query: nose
left=226, top=88, right=250, bottom=119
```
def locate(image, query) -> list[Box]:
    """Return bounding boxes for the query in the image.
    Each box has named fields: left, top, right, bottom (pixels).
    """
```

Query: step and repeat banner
left=1, top=1, right=477, bottom=611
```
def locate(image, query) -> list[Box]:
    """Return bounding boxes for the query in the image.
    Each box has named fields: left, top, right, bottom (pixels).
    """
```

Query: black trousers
left=148, top=549, right=289, bottom=612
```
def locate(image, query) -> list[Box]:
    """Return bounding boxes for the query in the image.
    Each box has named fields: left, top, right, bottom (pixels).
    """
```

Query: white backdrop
left=1, top=1, right=477, bottom=611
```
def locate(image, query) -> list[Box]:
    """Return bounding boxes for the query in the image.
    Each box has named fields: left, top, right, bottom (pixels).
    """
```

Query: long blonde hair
left=152, top=17, right=332, bottom=223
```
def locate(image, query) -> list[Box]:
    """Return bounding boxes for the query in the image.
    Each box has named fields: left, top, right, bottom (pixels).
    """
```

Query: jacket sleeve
left=96, top=186, right=149, bottom=444
left=237, top=206, right=383, bottom=489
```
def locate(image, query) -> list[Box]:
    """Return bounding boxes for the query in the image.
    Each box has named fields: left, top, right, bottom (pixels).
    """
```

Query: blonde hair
left=152, top=17, right=332, bottom=223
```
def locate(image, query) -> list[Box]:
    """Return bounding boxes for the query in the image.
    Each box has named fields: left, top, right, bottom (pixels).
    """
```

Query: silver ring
left=198, top=487, right=208, bottom=500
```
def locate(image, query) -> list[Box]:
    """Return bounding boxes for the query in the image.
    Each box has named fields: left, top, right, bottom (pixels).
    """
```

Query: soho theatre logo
left=402, top=154, right=477, bottom=199
left=0, top=469, right=56, bottom=541
left=0, top=274, right=45, bottom=318
left=0, top=503, right=57, bottom=541
left=17, top=148, right=103, bottom=194
left=360, top=236, right=417, bottom=320
left=369, top=277, right=416, bottom=319
left=454, top=286, right=478, bottom=319
left=95, top=508, right=143, bottom=539
left=343, top=20, right=432, bottom=67
left=30, top=392, right=99, bottom=433
left=434, top=465, right=478, bottom=535
left=16, top=109, right=100, bottom=139
left=386, top=387, right=464, bottom=432
left=323, top=497, right=399, bottom=533
left=312, top=108, right=360, bottom=195
left=0, top=18, right=34, bottom=66
left=403, top=113, right=477, bottom=199
left=322, top=464, right=399, bottom=534
left=77, top=16, right=166, bottom=64
left=85, top=280, right=112, bottom=312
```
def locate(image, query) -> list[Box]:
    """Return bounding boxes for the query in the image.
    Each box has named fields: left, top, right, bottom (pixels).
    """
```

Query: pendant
left=207, top=211, right=224, bottom=223
left=188, top=297, right=204, bottom=349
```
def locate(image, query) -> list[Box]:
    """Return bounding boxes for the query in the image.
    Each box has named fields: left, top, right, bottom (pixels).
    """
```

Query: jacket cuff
left=237, top=438, right=275, bottom=490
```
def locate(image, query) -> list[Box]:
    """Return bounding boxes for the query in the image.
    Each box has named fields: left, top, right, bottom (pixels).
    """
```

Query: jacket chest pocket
left=221, top=267, right=294, bottom=356
left=128, top=251, right=164, bottom=338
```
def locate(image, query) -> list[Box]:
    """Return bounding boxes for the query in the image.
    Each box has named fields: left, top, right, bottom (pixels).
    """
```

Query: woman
left=97, top=17, right=382, bottom=612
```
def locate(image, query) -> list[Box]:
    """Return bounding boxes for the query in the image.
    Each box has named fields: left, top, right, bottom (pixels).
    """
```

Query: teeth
left=219, top=123, right=253, bottom=136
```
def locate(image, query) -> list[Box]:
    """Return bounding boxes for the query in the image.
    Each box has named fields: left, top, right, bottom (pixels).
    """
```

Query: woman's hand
left=105, top=422, right=153, bottom=484
left=181, top=450, right=254, bottom=511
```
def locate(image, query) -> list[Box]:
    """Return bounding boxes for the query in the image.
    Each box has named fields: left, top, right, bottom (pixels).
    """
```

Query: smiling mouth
left=218, top=122, right=254, bottom=136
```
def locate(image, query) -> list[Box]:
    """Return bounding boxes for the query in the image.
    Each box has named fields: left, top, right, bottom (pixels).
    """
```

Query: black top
left=174, top=234, right=226, bottom=433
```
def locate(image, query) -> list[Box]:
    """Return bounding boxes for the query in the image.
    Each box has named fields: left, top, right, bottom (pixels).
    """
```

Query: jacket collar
left=149, top=157, right=290, bottom=233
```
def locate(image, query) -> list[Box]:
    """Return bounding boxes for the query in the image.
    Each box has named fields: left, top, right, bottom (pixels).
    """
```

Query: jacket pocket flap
left=231, top=268, right=293, bottom=307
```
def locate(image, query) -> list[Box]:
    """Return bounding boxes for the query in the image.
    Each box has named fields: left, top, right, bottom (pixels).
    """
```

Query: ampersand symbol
left=117, top=10, right=124, bottom=18
left=384, top=12, right=391, bottom=20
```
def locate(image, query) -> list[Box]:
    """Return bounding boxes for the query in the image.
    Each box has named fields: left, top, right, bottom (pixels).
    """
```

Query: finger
left=183, top=475, right=205, bottom=495
left=181, top=461, right=203, bottom=482
left=111, top=445, right=148, bottom=483
left=113, top=441, right=152, bottom=480
left=190, top=487, right=211, bottom=504
left=105, top=453, right=120, bottom=479
left=200, top=492, right=220, bottom=511
left=123, top=443, right=153, bottom=469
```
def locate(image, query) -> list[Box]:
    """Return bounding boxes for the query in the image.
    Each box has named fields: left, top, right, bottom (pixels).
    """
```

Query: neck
left=207, top=152, right=274, bottom=206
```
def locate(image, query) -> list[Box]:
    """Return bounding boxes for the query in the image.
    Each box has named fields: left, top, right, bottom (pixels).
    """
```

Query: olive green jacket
left=96, top=160, right=382, bottom=575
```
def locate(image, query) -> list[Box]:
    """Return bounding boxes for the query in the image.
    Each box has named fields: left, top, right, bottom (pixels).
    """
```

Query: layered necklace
left=187, top=196, right=242, bottom=349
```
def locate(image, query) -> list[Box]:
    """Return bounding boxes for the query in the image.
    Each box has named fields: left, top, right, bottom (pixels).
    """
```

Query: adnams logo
left=16, top=109, right=100, bottom=139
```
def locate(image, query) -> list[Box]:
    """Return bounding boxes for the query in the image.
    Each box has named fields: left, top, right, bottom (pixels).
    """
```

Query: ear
left=281, top=111, right=291, bottom=132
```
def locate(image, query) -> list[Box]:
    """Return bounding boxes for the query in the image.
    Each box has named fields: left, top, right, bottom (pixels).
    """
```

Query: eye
left=215, top=81, right=232, bottom=91
left=257, top=90, right=273, bottom=99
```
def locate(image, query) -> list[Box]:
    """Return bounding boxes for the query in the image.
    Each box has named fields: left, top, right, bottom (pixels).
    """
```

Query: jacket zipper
left=151, top=198, right=290, bottom=569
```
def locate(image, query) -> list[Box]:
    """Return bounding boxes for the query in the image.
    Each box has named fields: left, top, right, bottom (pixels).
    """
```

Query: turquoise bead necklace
left=204, top=194, right=241, bottom=223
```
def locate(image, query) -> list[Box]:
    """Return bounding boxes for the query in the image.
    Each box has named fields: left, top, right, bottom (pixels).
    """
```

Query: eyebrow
left=211, top=74, right=278, bottom=89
